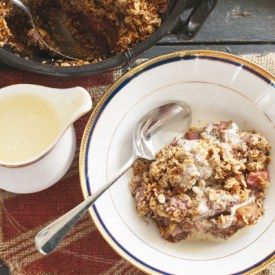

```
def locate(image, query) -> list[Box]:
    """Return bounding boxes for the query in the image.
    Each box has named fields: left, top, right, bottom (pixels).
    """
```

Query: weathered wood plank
left=143, top=44, right=275, bottom=58
left=160, top=0, right=275, bottom=43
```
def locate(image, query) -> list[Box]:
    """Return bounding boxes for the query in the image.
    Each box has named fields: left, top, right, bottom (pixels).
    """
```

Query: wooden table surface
left=145, top=0, right=275, bottom=58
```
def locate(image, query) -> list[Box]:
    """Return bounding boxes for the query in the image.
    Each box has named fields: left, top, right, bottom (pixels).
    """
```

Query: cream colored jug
left=0, top=84, right=92, bottom=193
left=0, top=84, right=92, bottom=167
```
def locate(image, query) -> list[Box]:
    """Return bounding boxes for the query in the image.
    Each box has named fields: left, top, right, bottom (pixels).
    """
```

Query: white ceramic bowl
left=79, top=50, right=275, bottom=275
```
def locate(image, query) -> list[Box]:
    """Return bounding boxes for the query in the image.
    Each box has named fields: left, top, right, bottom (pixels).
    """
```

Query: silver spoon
left=10, top=0, right=91, bottom=60
left=35, top=102, right=192, bottom=255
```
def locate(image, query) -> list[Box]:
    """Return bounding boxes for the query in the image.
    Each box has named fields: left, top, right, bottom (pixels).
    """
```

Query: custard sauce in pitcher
left=0, top=94, right=61, bottom=163
left=0, top=84, right=92, bottom=169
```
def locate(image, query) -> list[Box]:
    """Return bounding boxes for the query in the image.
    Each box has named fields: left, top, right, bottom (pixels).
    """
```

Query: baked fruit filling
left=0, top=0, right=168, bottom=65
left=131, top=121, right=271, bottom=242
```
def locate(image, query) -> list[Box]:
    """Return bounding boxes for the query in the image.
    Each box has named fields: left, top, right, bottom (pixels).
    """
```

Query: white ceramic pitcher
left=0, top=84, right=92, bottom=193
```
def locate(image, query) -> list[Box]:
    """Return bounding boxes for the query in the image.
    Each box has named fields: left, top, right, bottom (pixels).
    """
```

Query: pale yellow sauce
left=0, top=94, right=61, bottom=163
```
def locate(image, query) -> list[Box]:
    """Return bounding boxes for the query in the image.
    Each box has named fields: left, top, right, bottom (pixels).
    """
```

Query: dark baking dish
left=0, top=0, right=217, bottom=77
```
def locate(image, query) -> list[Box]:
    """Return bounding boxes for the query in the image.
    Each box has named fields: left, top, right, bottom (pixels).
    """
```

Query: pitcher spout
left=0, top=84, right=92, bottom=168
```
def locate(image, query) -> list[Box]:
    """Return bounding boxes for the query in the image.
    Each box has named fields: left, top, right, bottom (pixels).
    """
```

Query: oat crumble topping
left=0, top=0, right=168, bottom=66
left=130, top=121, right=272, bottom=242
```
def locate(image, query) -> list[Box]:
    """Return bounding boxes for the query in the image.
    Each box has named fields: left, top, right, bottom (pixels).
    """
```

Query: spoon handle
left=35, top=154, right=136, bottom=255
left=10, top=0, right=31, bottom=15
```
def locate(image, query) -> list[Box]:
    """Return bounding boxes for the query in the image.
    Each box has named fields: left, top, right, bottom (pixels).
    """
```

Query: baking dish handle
left=172, top=0, right=218, bottom=39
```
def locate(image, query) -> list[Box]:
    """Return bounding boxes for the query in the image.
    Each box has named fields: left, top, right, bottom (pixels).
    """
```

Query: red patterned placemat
left=0, top=53, right=275, bottom=275
left=0, top=67, right=144, bottom=275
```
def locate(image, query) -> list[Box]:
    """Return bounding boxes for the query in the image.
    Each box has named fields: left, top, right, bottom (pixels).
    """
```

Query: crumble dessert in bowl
left=0, top=0, right=203, bottom=76
left=0, top=0, right=168, bottom=65
left=131, top=121, right=271, bottom=242
left=79, top=51, right=275, bottom=274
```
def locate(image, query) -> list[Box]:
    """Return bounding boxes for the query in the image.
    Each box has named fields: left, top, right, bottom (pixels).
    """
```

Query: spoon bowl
left=35, top=102, right=192, bottom=254
left=10, top=0, right=91, bottom=60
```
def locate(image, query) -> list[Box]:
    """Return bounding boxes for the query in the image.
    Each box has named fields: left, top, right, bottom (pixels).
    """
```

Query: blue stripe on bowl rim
left=84, top=53, right=275, bottom=275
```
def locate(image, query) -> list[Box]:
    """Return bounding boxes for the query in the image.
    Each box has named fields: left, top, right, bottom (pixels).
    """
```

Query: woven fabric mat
left=0, top=52, right=274, bottom=275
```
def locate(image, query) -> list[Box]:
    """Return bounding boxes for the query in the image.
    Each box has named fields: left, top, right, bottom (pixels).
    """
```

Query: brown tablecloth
left=0, top=53, right=274, bottom=275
